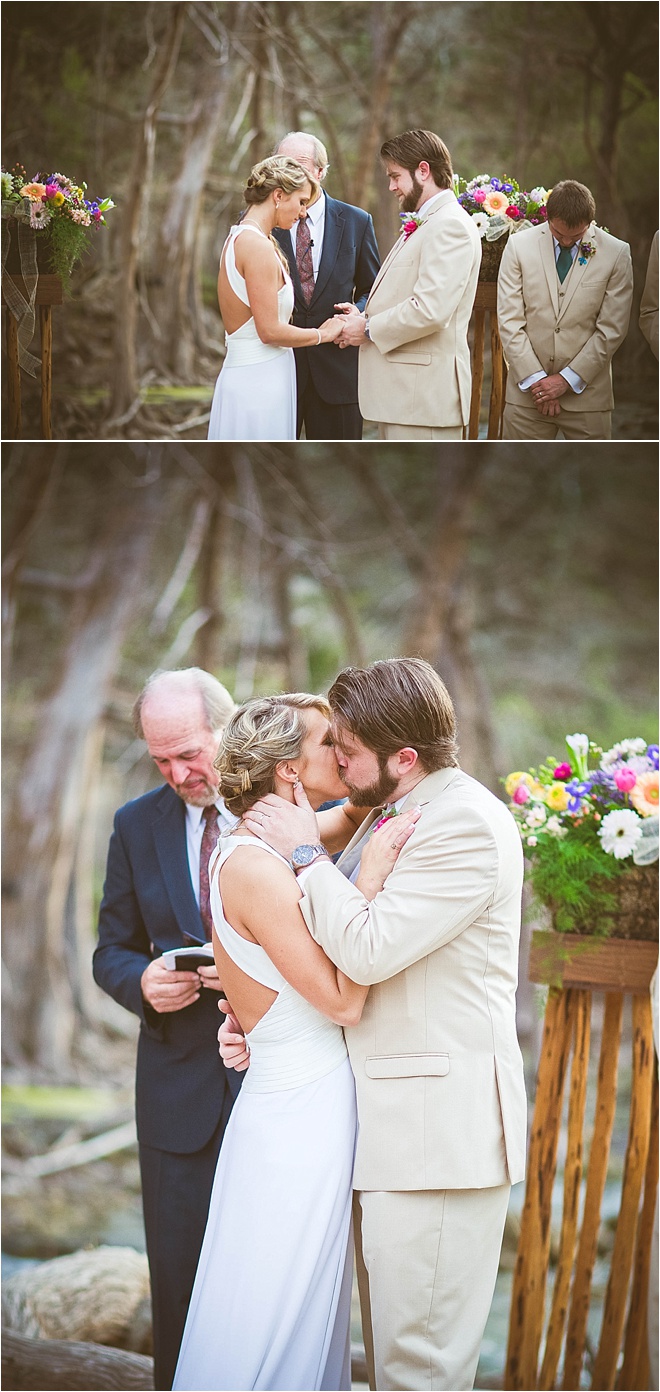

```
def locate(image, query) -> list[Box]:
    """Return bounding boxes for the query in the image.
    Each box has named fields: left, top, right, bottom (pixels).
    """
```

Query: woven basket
left=550, top=865, right=659, bottom=940
left=478, top=229, right=510, bottom=282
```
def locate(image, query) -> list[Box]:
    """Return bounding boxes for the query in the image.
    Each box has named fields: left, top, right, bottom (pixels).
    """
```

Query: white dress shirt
left=290, top=192, right=326, bottom=278
left=185, top=797, right=238, bottom=907
left=518, top=238, right=587, bottom=394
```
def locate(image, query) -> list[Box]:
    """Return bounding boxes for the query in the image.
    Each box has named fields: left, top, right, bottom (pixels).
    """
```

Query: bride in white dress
left=208, top=157, right=344, bottom=441
left=173, top=693, right=416, bottom=1392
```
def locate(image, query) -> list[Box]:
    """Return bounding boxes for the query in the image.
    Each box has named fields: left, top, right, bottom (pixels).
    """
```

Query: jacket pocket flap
left=384, top=352, right=432, bottom=366
left=365, top=1053, right=449, bottom=1079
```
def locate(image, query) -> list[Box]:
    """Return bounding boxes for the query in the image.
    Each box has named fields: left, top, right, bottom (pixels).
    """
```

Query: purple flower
left=490, top=178, right=502, bottom=191
left=502, top=182, right=514, bottom=193
left=648, top=745, right=659, bottom=769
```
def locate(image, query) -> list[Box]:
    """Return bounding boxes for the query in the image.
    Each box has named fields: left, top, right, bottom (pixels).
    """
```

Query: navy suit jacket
left=273, top=191, right=380, bottom=405
left=93, top=785, right=242, bottom=1154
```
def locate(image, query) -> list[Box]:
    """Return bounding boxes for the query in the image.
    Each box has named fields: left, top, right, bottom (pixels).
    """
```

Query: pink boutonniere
left=370, top=807, right=398, bottom=835
left=399, top=212, right=423, bottom=240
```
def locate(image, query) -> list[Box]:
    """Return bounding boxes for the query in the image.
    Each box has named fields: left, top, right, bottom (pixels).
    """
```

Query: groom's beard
left=400, top=175, right=424, bottom=214
left=339, top=759, right=399, bottom=808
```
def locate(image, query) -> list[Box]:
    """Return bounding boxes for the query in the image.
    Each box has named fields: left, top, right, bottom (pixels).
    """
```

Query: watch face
left=292, top=843, right=323, bottom=867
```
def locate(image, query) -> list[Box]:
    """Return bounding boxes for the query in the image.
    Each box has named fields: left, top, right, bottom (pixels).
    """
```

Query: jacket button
left=556, top=325, right=561, bottom=332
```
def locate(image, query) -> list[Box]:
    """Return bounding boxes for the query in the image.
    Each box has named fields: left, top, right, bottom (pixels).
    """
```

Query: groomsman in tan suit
left=498, top=179, right=633, bottom=440
left=335, top=130, right=482, bottom=440
left=238, top=659, right=527, bottom=1391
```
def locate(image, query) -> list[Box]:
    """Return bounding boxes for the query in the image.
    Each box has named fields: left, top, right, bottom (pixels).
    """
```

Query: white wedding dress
left=173, top=838, right=356, bottom=1392
left=207, top=225, right=297, bottom=441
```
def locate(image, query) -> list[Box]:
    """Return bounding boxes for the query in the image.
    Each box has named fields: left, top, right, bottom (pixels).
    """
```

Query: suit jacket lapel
left=152, top=787, right=205, bottom=941
left=539, top=223, right=560, bottom=316
left=309, top=195, right=344, bottom=307
left=557, top=223, right=596, bottom=321
left=399, top=765, right=460, bottom=813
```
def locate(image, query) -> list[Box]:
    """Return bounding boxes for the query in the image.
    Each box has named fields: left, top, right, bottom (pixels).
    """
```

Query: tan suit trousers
left=376, top=422, right=464, bottom=441
left=502, top=402, right=612, bottom=441
left=355, top=1184, right=511, bottom=1391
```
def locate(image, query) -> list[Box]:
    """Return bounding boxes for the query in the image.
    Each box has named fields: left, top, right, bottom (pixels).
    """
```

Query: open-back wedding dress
left=207, top=225, right=297, bottom=441
left=173, top=837, right=356, bottom=1392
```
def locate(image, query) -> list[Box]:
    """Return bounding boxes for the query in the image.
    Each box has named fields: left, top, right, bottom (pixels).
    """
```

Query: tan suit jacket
left=300, top=767, right=527, bottom=1192
left=497, top=221, right=633, bottom=411
left=639, top=230, right=659, bottom=360
left=358, top=190, right=482, bottom=429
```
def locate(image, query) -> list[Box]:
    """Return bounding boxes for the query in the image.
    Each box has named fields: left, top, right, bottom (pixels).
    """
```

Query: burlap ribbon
left=1, top=214, right=40, bottom=377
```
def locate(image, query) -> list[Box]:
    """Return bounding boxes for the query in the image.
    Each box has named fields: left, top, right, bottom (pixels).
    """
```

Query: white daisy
left=471, top=212, right=490, bottom=237
left=598, top=808, right=643, bottom=859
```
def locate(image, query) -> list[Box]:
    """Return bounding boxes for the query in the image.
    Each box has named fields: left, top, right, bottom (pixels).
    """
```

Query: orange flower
left=630, top=771, right=659, bottom=817
left=20, top=182, right=47, bottom=202
left=483, top=189, right=510, bottom=216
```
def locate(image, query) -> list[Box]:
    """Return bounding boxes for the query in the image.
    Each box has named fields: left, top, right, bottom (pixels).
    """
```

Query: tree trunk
left=2, top=446, right=64, bottom=688
left=107, top=3, right=187, bottom=424
left=153, top=4, right=242, bottom=379
left=1, top=1331, right=153, bottom=1392
left=194, top=501, right=229, bottom=674
left=2, top=476, right=164, bottom=1074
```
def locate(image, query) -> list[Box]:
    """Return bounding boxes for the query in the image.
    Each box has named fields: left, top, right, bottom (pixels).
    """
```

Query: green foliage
left=527, top=823, right=628, bottom=936
left=47, top=216, right=89, bottom=281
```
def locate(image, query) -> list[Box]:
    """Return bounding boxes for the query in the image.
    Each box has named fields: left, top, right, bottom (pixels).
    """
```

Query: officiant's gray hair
left=329, top=658, right=459, bottom=773
left=275, top=132, right=329, bottom=182
left=134, top=668, right=236, bottom=738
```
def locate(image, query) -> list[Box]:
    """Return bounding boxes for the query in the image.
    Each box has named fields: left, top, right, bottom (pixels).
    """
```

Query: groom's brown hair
left=329, top=658, right=459, bottom=773
left=380, top=130, right=453, bottom=190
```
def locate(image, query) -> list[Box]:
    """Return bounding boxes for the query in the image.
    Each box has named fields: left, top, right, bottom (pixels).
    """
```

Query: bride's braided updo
left=215, top=692, right=331, bottom=816
left=243, top=156, right=318, bottom=207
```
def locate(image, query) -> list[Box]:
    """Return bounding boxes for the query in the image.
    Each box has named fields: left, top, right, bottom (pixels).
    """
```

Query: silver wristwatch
left=364, top=315, right=371, bottom=341
left=291, top=843, right=328, bottom=872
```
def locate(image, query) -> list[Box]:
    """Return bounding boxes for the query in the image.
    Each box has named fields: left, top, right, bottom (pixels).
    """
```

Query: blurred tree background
left=1, top=1, right=658, bottom=438
left=2, top=442, right=657, bottom=1078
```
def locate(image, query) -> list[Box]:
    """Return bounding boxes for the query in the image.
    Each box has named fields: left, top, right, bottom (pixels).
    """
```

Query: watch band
left=291, top=842, right=329, bottom=872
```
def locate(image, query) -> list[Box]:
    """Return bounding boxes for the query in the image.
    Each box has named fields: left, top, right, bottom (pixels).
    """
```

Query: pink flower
left=473, top=190, right=486, bottom=204
left=44, top=183, right=59, bottom=199
left=614, top=767, right=637, bottom=792
left=513, top=785, right=531, bottom=805
left=92, top=208, right=102, bottom=222
left=553, top=763, right=572, bottom=781
left=506, top=204, right=522, bottom=220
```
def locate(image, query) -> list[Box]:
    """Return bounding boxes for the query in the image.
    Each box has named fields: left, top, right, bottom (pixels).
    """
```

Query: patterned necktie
left=199, top=805, right=220, bottom=940
left=556, top=247, right=573, bottom=283
left=296, top=216, right=315, bottom=305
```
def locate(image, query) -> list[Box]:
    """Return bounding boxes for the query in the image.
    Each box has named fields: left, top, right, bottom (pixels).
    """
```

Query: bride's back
left=218, top=224, right=286, bottom=335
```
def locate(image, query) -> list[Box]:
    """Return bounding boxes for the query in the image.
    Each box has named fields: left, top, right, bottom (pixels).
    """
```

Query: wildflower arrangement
left=505, top=735, right=659, bottom=935
left=1, top=163, right=114, bottom=280
left=455, top=173, right=549, bottom=241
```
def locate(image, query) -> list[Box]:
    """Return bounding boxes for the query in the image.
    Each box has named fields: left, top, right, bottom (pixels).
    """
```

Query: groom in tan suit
left=335, top=130, right=482, bottom=440
left=498, top=179, right=633, bottom=440
left=238, top=659, right=527, bottom=1391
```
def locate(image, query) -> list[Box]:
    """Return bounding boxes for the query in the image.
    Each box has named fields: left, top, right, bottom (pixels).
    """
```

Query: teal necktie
left=556, top=247, right=573, bottom=283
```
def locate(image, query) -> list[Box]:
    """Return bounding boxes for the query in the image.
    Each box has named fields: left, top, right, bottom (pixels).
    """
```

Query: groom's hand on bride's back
left=217, top=999, right=251, bottom=1071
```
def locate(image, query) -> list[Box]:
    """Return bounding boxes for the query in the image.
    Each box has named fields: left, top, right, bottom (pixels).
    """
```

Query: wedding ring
left=391, top=841, right=398, bottom=848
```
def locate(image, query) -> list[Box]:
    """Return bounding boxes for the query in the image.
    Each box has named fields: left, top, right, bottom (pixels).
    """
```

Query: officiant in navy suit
left=93, top=668, right=241, bottom=1391
left=272, top=131, right=380, bottom=440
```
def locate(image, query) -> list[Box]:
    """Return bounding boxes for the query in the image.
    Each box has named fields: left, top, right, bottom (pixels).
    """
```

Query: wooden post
left=561, top=992, right=624, bottom=1389
left=488, top=310, right=505, bottom=440
left=592, top=994, right=655, bottom=1390
left=469, top=307, right=485, bottom=439
left=505, top=989, right=575, bottom=1390
left=40, top=304, right=53, bottom=440
left=619, top=1069, right=658, bottom=1390
left=2, top=274, right=62, bottom=438
left=538, top=990, right=590, bottom=1389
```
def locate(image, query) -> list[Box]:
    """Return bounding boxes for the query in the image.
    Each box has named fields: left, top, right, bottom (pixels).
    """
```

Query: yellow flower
left=50, top=191, right=65, bottom=207
left=20, top=182, right=47, bottom=202
left=505, top=771, right=544, bottom=800
left=545, top=782, right=570, bottom=812
left=483, top=190, right=510, bottom=215
left=630, top=772, right=659, bottom=817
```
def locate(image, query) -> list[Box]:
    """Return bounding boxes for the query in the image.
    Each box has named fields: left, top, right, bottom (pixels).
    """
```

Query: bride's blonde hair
left=242, top=157, right=318, bottom=274
left=244, top=156, right=319, bottom=207
left=215, top=692, right=331, bottom=816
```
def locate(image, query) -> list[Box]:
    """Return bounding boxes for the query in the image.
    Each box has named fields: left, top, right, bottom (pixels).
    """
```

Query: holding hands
left=334, top=302, right=367, bottom=348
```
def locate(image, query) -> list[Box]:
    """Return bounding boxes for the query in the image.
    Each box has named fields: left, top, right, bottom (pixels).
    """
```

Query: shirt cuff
left=296, top=858, right=330, bottom=890
left=519, top=370, right=546, bottom=392
left=560, top=366, right=586, bottom=394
